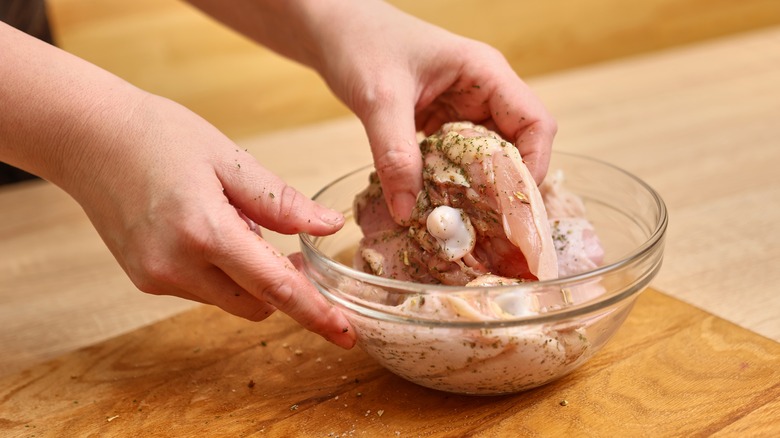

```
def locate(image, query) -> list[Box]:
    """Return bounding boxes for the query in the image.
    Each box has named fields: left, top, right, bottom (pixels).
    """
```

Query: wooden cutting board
left=1, top=288, right=777, bottom=437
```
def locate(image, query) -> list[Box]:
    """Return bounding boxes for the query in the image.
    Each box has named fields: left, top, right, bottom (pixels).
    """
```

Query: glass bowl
left=300, top=151, right=667, bottom=395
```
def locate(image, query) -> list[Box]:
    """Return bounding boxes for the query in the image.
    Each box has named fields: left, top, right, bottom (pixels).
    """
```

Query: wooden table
left=2, top=26, right=779, bottom=437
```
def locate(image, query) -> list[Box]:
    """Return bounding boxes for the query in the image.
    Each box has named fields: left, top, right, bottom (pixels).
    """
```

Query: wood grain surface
left=47, top=0, right=780, bottom=139
left=1, top=288, right=778, bottom=437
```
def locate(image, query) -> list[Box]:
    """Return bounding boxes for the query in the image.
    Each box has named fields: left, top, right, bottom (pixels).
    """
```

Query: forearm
left=183, top=0, right=424, bottom=75
left=0, top=22, right=146, bottom=195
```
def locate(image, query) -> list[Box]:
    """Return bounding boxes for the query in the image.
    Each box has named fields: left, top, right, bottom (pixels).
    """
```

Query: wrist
left=51, top=83, right=151, bottom=202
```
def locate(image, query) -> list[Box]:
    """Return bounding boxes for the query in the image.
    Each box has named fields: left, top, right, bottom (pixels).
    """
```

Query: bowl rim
left=300, top=150, right=668, bottom=326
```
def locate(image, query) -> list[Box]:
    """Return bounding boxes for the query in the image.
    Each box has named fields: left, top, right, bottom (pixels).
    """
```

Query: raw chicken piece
left=353, top=171, right=472, bottom=284
left=354, top=122, right=558, bottom=284
left=351, top=308, right=589, bottom=394
left=540, top=169, right=605, bottom=277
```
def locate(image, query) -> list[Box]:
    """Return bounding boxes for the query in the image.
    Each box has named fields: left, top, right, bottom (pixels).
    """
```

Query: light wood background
left=48, top=0, right=780, bottom=139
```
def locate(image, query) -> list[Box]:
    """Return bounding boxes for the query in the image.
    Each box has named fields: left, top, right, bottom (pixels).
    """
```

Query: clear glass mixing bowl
left=301, top=151, right=667, bottom=395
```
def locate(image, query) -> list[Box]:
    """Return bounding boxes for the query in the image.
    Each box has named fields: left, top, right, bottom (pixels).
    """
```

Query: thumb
left=359, top=91, right=421, bottom=225
left=220, top=156, right=344, bottom=236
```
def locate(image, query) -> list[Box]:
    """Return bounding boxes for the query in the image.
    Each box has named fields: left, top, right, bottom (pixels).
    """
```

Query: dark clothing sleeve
left=0, top=0, right=53, bottom=44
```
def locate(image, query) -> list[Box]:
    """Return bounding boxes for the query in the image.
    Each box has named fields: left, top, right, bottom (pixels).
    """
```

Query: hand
left=311, top=1, right=557, bottom=223
left=68, top=93, right=357, bottom=349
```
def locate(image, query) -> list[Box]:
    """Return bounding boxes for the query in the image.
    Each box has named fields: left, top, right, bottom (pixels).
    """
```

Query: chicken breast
left=354, top=122, right=558, bottom=284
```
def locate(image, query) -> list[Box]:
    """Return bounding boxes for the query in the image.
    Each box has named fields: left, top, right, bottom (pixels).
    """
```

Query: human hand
left=66, top=93, right=356, bottom=349
left=310, top=1, right=557, bottom=223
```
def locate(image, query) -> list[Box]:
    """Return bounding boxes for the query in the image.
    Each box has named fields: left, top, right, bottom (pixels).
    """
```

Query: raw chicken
left=354, top=122, right=603, bottom=285
left=345, top=122, right=607, bottom=394
left=354, top=122, right=559, bottom=285
left=540, top=169, right=605, bottom=277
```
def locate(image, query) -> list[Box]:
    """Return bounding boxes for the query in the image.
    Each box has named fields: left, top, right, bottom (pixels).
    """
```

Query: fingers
left=208, top=217, right=356, bottom=349
left=191, top=267, right=278, bottom=322
left=488, top=72, right=557, bottom=185
left=218, top=156, right=345, bottom=236
left=422, top=76, right=556, bottom=185
left=131, top=258, right=279, bottom=322
left=358, top=85, right=422, bottom=225
left=125, top=184, right=353, bottom=348
left=511, top=119, right=555, bottom=185
left=180, top=268, right=280, bottom=322
left=422, top=41, right=556, bottom=185
left=211, top=153, right=354, bottom=348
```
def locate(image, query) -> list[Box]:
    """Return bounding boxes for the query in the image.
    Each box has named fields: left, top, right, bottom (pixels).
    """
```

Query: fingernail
left=327, top=316, right=357, bottom=349
left=390, top=192, right=416, bottom=224
left=319, top=208, right=345, bottom=227
left=329, top=327, right=357, bottom=349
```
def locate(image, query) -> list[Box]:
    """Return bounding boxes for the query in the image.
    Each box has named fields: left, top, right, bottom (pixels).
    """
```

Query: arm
left=186, top=0, right=557, bottom=222
left=0, top=21, right=355, bottom=348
